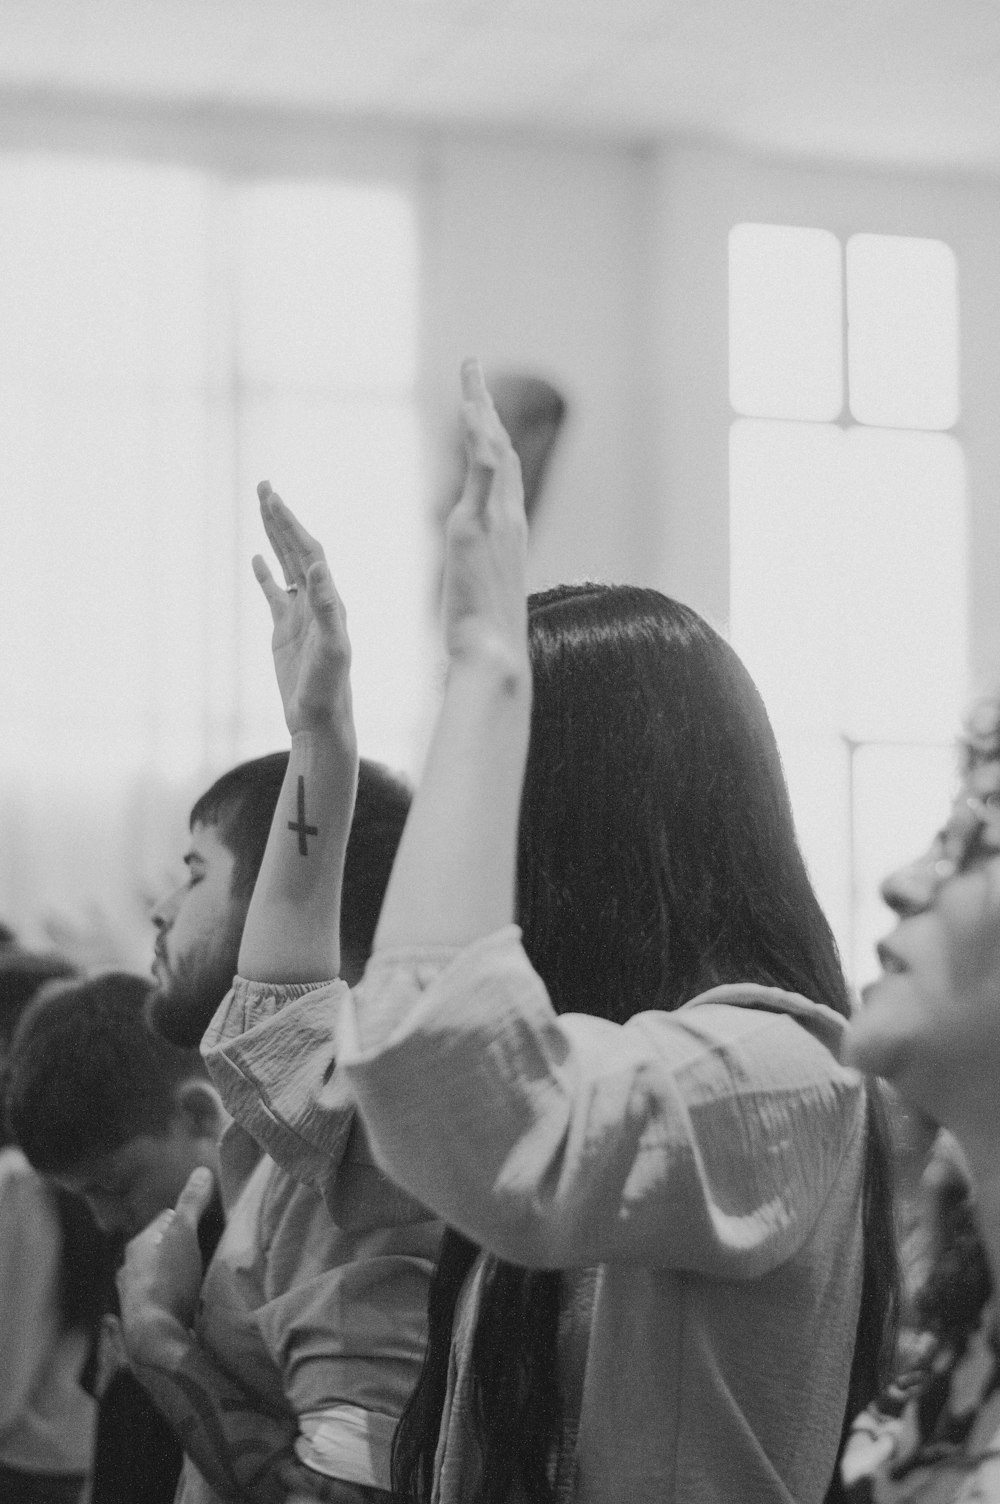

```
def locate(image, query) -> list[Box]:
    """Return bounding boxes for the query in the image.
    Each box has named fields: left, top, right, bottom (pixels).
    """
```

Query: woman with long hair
left=842, top=696, right=1000, bottom=1501
left=204, top=360, right=897, bottom=1503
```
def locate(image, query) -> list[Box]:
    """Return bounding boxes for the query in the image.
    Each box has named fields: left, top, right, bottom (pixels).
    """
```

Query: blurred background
left=0, top=0, right=996, bottom=986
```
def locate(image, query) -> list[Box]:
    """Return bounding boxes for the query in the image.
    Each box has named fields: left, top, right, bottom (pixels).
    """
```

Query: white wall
left=418, top=131, right=655, bottom=596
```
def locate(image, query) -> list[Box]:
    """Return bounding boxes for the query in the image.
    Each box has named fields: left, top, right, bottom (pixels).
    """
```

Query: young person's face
left=147, top=820, right=248, bottom=1048
left=847, top=751, right=1000, bottom=1131
left=54, top=1110, right=220, bottom=1242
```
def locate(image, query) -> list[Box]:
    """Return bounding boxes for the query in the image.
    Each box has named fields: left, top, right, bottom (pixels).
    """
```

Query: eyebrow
left=182, top=851, right=206, bottom=870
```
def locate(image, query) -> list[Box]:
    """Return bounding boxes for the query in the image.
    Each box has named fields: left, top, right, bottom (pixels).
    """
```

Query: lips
left=875, top=941, right=907, bottom=976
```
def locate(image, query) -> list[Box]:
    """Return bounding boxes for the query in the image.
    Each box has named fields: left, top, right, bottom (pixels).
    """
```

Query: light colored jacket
left=205, top=927, right=869, bottom=1504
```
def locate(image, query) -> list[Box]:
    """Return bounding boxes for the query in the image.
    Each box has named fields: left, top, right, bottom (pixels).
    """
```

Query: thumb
left=174, top=1165, right=214, bottom=1227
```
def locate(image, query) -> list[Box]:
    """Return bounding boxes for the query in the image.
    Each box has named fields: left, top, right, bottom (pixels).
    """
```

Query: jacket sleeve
left=336, top=927, right=866, bottom=1275
left=202, top=974, right=434, bottom=1230
left=202, top=976, right=356, bottom=1193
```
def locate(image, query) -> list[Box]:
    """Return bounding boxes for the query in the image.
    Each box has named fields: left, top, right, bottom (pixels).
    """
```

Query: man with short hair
left=8, top=971, right=225, bottom=1247
left=5, top=969, right=224, bottom=1504
left=148, top=752, right=406, bottom=1046
left=10, top=754, right=436, bottom=1504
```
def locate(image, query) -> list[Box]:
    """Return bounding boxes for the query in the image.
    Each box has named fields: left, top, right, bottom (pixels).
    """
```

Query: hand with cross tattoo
left=252, top=483, right=355, bottom=751
left=238, top=486, right=358, bottom=983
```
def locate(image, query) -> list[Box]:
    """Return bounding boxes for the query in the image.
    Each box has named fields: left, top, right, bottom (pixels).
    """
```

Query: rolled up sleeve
left=337, top=927, right=866, bottom=1275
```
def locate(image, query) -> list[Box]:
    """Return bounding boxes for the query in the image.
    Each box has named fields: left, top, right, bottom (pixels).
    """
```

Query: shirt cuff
left=201, top=976, right=355, bottom=1180
left=348, top=924, right=523, bottom=1055
left=202, top=974, right=335, bottom=1057
left=295, top=1405, right=397, bottom=1490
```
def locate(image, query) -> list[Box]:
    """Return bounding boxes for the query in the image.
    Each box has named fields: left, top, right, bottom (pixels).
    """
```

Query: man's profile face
left=147, top=820, right=248, bottom=1048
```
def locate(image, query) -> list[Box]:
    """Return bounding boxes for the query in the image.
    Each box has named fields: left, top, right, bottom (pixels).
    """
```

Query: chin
left=146, top=983, right=210, bottom=1050
left=845, top=979, right=914, bottom=1081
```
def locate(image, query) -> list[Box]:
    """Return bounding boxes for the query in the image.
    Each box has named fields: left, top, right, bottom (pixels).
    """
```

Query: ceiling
left=2, top=0, right=1000, bottom=172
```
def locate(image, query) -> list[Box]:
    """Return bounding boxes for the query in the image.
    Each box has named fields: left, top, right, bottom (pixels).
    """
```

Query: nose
left=880, top=848, right=947, bottom=918
left=151, top=884, right=183, bottom=932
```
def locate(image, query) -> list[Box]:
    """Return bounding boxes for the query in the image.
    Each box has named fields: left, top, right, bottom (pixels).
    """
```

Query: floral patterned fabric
left=843, top=1302, right=1000, bottom=1502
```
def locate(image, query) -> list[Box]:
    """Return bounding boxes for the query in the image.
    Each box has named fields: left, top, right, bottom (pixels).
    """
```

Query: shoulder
left=0, top=1146, right=52, bottom=1209
left=615, top=985, right=860, bottom=1114
left=0, top=1149, right=60, bottom=1264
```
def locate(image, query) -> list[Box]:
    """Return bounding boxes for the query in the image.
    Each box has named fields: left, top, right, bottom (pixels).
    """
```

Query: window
left=729, top=224, right=965, bottom=982
left=0, top=152, right=426, bottom=957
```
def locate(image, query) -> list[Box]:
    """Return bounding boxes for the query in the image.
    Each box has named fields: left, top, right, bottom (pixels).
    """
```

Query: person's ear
left=174, top=1077, right=228, bottom=1144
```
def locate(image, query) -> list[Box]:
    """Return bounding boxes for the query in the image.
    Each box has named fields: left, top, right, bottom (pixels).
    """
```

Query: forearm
left=374, top=648, right=531, bottom=952
left=124, top=1311, right=301, bottom=1504
left=240, top=730, right=358, bottom=983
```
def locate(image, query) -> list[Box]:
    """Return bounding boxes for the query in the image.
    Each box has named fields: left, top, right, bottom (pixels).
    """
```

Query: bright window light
left=0, top=153, right=426, bottom=953
left=839, top=427, right=966, bottom=742
left=729, top=222, right=843, bottom=422
left=730, top=419, right=846, bottom=731
left=730, top=416, right=967, bottom=978
left=731, top=419, right=966, bottom=741
left=847, top=234, right=959, bottom=430
left=0, top=156, right=211, bottom=382
left=852, top=743, right=959, bottom=984
left=237, top=182, right=418, bottom=390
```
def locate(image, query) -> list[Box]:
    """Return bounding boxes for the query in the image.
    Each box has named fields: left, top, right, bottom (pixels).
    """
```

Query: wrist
left=447, top=637, right=532, bottom=695
left=122, top=1305, right=193, bottom=1370
left=289, top=724, right=358, bottom=759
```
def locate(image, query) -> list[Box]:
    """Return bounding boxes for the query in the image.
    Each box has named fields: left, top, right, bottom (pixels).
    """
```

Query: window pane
left=841, top=428, right=966, bottom=742
left=851, top=743, right=959, bottom=985
left=0, top=155, right=211, bottom=383
left=847, top=234, right=959, bottom=429
left=731, top=418, right=968, bottom=984
left=730, top=418, right=846, bottom=730
left=0, top=154, right=424, bottom=961
left=731, top=421, right=967, bottom=743
left=236, top=181, right=418, bottom=390
left=729, top=223, right=843, bottom=421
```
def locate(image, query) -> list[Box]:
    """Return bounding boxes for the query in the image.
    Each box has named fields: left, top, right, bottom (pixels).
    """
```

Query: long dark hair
left=394, top=585, right=898, bottom=1503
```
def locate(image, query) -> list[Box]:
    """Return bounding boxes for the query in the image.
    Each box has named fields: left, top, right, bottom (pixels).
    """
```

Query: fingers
left=457, top=358, right=522, bottom=523
left=173, top=1165, right=214, bottom=1229
left=305, top=559, right=347, bottom=630
left=258, top=481, right=326, bottom=589
left=460, top=358, right=505, bottom=468
left=252, top=553, right=289, bottom=621
left=257, top=481, right=295, bottom=588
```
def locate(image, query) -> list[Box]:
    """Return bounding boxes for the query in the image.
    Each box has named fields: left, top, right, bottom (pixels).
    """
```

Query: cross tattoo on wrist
left=288, top=775, right=319, bottom=855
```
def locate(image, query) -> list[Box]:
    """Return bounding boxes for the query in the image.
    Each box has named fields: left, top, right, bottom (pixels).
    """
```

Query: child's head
left=5, top=970, right=224, bottom=1240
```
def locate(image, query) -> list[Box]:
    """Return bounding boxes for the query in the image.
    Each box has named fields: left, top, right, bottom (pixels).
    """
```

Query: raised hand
left=252, top=483, right=354, bottom=746
left=442, top=359, right=529, bottom=670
